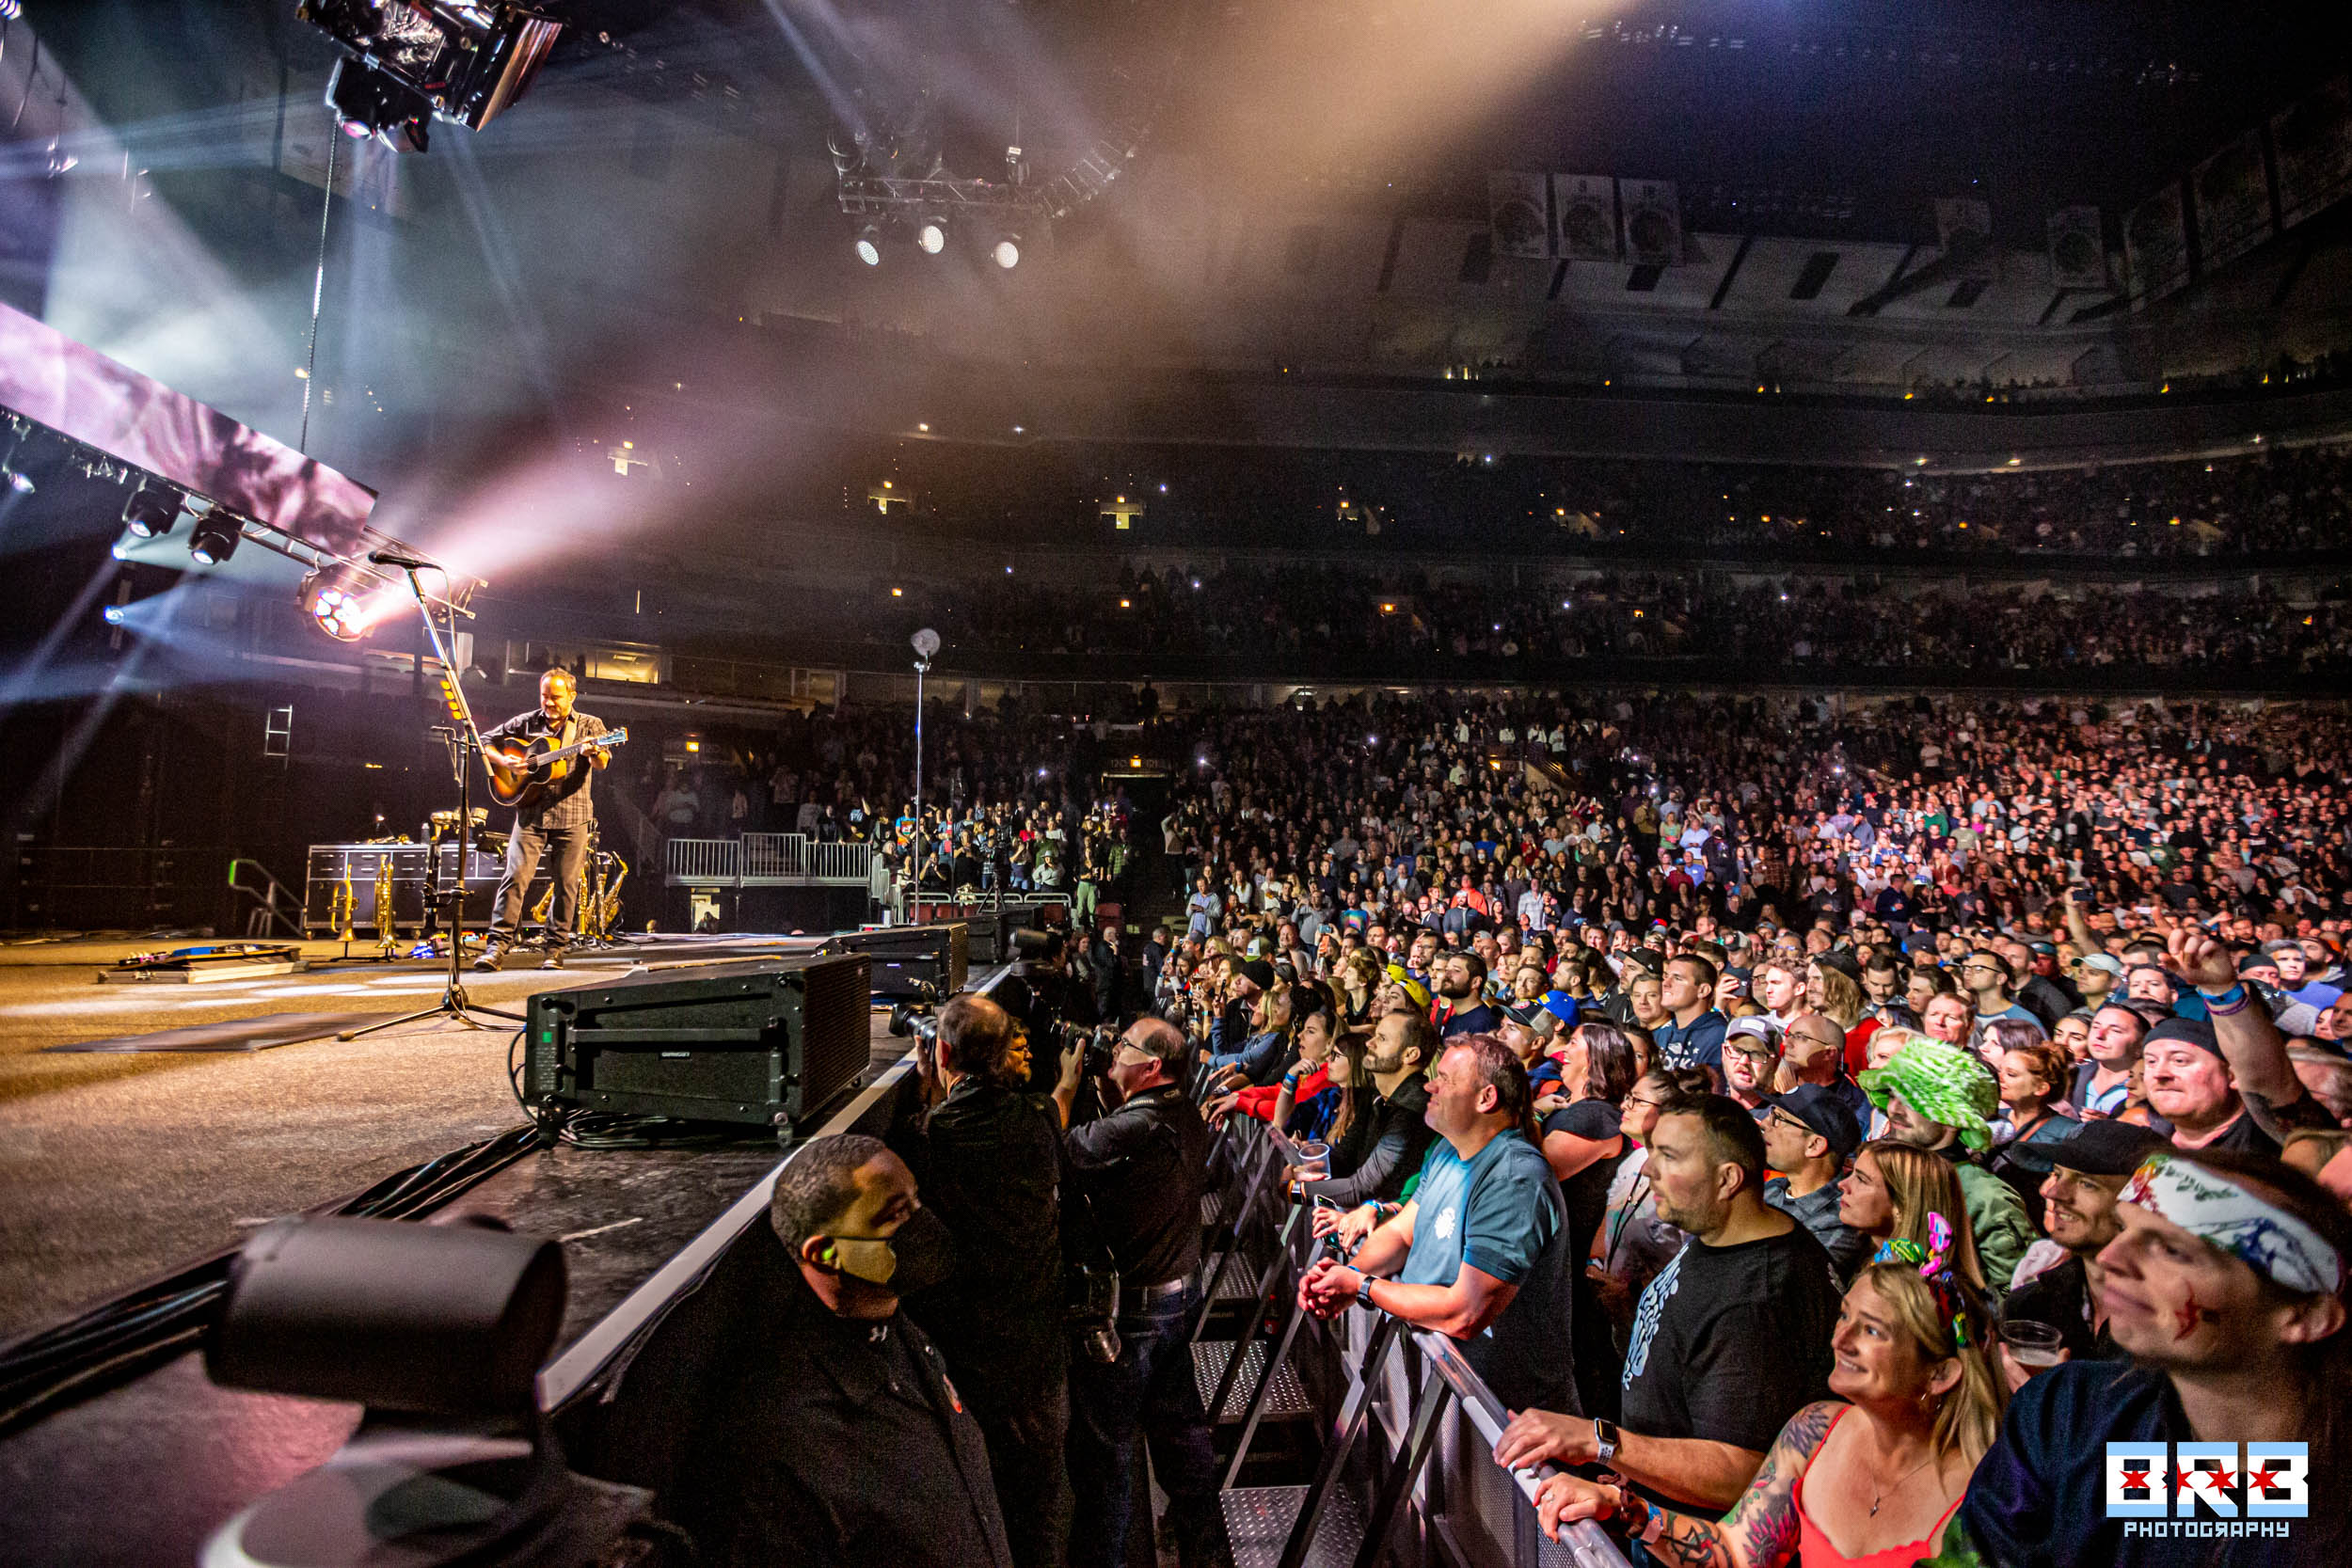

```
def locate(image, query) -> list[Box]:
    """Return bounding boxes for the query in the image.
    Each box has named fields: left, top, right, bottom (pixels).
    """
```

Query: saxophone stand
left=340, top=562, right=522, bottom=1042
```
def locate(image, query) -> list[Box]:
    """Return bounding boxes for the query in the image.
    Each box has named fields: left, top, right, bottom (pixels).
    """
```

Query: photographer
left=896, top=994, right=1070, bottom=1568
left=1054, top=1018, right=1232, bottom=1568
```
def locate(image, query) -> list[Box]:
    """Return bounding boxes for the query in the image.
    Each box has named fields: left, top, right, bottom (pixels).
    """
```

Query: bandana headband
left=2122, top=1151, right=2345, bottom=1299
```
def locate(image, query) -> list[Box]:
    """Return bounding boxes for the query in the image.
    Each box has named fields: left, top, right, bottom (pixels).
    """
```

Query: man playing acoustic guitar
left=474, top=668, right=612, bottom=971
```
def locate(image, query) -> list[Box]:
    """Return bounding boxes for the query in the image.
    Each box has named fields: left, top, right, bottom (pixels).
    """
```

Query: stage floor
left=0, top=934, right=920, bottom=1568
left=0, top=932, right=870, bottom=1340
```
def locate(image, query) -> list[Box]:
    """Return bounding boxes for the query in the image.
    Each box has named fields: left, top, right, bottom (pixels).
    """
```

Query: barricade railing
left=1203, top=1113, right=1629, bottom=1568
left=662, top=837, right=740, bottom=884
left=663, top=834, right=874, bottom=886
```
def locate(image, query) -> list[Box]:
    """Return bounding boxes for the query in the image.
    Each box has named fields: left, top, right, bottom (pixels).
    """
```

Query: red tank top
left=1790, top=1407, right=1966, bottom=1568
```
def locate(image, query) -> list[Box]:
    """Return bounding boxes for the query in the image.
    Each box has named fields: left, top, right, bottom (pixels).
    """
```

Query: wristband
left=1357, top=1273, right=1378, bottom=1311
left=2200, top=983, right=2250, bottom=1016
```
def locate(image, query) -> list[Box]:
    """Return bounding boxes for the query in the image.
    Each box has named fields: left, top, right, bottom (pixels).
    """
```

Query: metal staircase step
left=1204, top=1252, right=1261, bottom=1300
left=1192, top=1338, right=1311, bottom=1423
left=1220, top=1483, right=1365, bottom=1568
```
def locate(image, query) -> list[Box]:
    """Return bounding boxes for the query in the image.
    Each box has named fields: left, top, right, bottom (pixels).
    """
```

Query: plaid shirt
left=482, top=707, right=610, bottom=830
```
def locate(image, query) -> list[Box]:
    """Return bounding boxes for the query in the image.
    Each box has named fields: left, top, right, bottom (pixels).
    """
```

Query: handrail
left=1410, top=1327, right=1629, bottom=1568
left=226, top=858, right=303, bottom=938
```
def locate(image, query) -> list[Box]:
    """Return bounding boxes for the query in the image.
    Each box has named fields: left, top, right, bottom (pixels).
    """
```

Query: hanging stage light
left=122, top=483, right=183, bottom=539
left=188, top=509, right=244, bottom=565
left=4, top=469, right=28, bottom=495
left=102, top=604, right=127, bottom=626
left=297, top=562, right=383, bottom=642
left=993, top=234, right=1022, bottom=269
left=855, top=224, right=884, bottom=265
left=916, top=218, right=946, bottom=254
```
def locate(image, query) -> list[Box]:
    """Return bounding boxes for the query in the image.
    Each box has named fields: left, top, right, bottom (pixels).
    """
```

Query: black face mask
left=824, top=1206, right=956, bottom=1296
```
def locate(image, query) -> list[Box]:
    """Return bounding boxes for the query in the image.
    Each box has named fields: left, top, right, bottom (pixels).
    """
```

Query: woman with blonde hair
left=1527, top=1239, right=2007, bottom=1566
left=1836, top=1140, right=1988, bottom=1292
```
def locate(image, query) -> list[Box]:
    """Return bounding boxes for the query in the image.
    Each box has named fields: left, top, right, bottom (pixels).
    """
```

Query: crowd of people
left=880, top=564, right=2352, bottom=677
left=621, top=682, right=2352, bottom=1568
left=875, top=437, right=2352, bottom=560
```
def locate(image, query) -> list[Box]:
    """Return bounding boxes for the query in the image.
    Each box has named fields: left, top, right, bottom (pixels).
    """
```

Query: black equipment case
left=523, top=954, right=872, bottom=1136
left=827, top=923, right=968, bottom=1001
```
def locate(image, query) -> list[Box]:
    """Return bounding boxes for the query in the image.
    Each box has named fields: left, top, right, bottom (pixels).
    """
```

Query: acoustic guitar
left=484, top=726, right=629, bottom=811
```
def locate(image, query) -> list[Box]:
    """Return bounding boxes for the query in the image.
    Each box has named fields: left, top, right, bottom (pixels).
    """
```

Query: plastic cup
left=2000, top=1319, right=2065, bottom=1370
left=1295, top=1140, right=1330, bottom=1181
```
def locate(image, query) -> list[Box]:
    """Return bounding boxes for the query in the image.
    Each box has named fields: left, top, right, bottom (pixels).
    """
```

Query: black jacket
left=898, top=1077, right=1067, bottom=1408
left=632, top=1227, right=1013, bottom=1568
left=1065, top=1083, right=1209, bottom=1288
left=1317, top=1073, right=1435, bottom=1209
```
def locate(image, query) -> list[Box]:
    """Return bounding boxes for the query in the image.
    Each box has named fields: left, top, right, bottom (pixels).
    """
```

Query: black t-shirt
left=1541, top=1098, right=1626, bottom=1267
left=1619, top=1221, right=1841, bottom=1466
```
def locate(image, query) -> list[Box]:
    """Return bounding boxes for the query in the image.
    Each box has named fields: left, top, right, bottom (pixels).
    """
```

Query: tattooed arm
left=1532, top=1401, right=1843, bottom=1568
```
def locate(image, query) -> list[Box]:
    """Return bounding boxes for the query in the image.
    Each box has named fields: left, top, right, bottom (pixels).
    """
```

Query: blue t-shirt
left=1400, top=1131, right=1578, bottom=1416
left=1651, top=1008, right=1728, bottom=1073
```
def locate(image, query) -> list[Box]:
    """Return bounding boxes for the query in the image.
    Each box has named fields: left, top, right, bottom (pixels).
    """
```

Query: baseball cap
left=1238, top=958, right=1279, bottom=992
left=1540, top=990, right=1581, bottom=1028
left=1503, top=1003, right=1561, bottom=1038
left=1722, top=965, right=1754, bottom=995
left=1813, top=950, right=1864, bottom=986
left=2076, top=953, right=2125, bottom=980
left=1725, top=1016, right=1783, bottom=1052
left=1767, top=1085, right=1864, bottom=1160
left=2048, top=1119, right=2168, bottom=1177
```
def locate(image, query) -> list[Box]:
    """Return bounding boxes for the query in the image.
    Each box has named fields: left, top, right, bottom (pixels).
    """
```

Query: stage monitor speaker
left=830, top=923, right=968, bottom=1000
left=523, top=954, right=871, bottom=1136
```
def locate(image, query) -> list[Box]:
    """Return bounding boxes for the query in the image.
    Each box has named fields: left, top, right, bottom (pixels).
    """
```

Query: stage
left=0, top=933, right=920, bottom=1567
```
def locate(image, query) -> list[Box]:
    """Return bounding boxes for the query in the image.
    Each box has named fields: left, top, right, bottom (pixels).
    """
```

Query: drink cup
left=1295, top=1140, right=1330, bottom=1181
left=2000, top=1319, right=2064, bottom=1370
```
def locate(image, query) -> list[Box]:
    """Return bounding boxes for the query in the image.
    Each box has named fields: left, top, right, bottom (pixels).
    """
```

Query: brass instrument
left=332, top=863, right=357, bottom=944
left=373, top=855, right=398, bottom=957
left=596, top=853, right=628, bottom=938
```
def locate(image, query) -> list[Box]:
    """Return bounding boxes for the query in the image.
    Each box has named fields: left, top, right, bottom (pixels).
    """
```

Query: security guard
left=648, top=1134, right=1013, bottom=1568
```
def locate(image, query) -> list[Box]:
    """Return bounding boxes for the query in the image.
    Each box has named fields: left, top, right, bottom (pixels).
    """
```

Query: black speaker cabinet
left=523, top=954, right=872, bottom=1135
left=830, top=923, right=969, bottom=1001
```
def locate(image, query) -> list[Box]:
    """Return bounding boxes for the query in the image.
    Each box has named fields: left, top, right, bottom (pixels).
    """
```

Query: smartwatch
left=1593, top=1418, right=1621, bottom=1465
left=1357, top=1273, right=1378, bottom=1311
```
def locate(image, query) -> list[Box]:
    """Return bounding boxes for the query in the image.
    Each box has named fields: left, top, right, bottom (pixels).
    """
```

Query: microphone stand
left=341, top=561, right=522, bottom=1040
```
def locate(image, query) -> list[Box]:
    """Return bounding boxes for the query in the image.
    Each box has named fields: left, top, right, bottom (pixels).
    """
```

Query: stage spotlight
left=4, top=468, right=29, bottom=495
left=188, top=511, right=243, bottom=565
left=121, top=484, right=183, bottom=539
left=324, top=56, right=433, bottom=152
left=916, top=219, right=946, bottom=254
left=855, top=224, right=884, bottom=265
left=299, top=562, right=382, bottom=642
left=993, top=235, right=1022, bottom=269
left=102, top=604, right=127, bottom=626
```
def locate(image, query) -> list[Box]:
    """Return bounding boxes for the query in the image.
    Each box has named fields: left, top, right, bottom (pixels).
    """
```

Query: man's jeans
left=1067, top=1280, right=1229, bottom=1568
left=488, top=819, right=590, bottom=942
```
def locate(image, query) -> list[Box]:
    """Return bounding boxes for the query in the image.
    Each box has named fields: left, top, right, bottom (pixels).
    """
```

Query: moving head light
left=301, top=1, right=564, bottom=151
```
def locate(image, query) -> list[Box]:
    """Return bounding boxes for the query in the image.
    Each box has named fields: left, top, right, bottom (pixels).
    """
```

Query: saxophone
left=598, top=854, right=629, bottom=938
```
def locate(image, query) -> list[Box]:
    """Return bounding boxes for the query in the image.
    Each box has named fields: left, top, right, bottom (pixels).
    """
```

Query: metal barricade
left=662, top=837, right=740, bottom=883
left=1207, top=1117, right=1629, bottom=1568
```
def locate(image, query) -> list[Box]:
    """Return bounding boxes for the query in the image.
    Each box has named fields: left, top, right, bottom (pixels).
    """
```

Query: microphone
left=367, top=546, right=437, bottom=570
